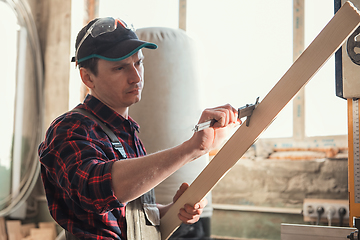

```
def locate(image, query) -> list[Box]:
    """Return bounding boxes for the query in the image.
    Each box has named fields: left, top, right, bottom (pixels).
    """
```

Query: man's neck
left=110, top=105, right=129, bottom=119
left=118, top=108, right=129, bottom=119
left=88, top=93, right=129, bottom=119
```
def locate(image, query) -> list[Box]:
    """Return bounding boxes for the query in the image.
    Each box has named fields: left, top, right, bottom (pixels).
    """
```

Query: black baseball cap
left=71, top=17, right=157, bottom=63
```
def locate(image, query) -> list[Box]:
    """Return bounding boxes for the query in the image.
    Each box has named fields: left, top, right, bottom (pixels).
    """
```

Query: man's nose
left=128, top=65, right=142, bottom=83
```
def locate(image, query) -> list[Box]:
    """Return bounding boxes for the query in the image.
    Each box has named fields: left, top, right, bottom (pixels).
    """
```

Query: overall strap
left=71, top=108, right=127, bottom=159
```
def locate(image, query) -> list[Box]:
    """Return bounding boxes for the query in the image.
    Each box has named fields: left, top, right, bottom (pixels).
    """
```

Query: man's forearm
left=111, top=139, right=201, bottom=203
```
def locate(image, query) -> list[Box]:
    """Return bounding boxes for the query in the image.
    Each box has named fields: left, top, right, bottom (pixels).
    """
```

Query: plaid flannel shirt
left=38, top=95, right=146, bottom=239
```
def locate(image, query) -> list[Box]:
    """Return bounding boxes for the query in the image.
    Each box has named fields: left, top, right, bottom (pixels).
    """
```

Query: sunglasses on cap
left=75, top=17, right=134, bottom=62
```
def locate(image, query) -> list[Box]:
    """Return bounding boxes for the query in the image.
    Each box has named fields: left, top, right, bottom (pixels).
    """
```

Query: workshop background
left=0, top=0, right=354, bottom=239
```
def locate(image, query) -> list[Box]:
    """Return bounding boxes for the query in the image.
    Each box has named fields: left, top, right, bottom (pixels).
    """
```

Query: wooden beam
left=160, top=2, right=360, bottom=239
left=84, top=0, right=99, bottom=25
left=6, top=220, right=22, bottom=240
left=179, top=0, right=187, bottom=31
left=33, top=0, right=72, bottom=129
left=293, top=0, right=305, bottom=60
left=292, top=0, right=305, bottom=140
left=80, top=0, right=99, bottom=101
left=0, top=218, right=6, bottom=240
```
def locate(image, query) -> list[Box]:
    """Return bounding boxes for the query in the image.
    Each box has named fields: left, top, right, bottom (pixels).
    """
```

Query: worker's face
left=86, top=50, right=144, bottom=114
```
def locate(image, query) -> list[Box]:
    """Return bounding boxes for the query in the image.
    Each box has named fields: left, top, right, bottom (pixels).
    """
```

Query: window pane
left=96, top=1, right=345, bottom=138
left=187, top=0, right=293, bottom=138
left=0, top=1, right=17, bottom=208
left=0, top=2, right=17, bottom=170
left=99, top=0, right=178, bottom=29
left=304, top=0, right=347, bottom=136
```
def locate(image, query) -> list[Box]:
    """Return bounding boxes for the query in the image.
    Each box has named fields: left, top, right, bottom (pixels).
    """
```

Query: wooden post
left=28, top=0, right=72, bottom=129
left=160, top=2, right=360, bottom=239
left=84, top=0, right=99, bottom=24
left=79, top=0, right=99, bottom=101
left=293, top=0, right=305, bottom=140
left=179, top=0, right=187, bottom=31
left=0, top=217, right=6, bottom=240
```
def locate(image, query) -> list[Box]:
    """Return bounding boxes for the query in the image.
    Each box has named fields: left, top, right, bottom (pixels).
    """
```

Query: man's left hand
left=173, top=182, right=208, bottom=224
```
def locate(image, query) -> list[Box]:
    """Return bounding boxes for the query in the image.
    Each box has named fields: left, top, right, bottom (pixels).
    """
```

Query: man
left=39, top=17, right=239, bottom=240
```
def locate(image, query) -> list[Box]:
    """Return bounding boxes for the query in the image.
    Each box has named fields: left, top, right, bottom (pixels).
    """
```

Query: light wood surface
left=281, top=223, right=356, bottom=240
left=6, top=220, right=22, bottom=240
left=160, top=2, right=360, bottom=239
left=0, top=218, right=6, bottom=240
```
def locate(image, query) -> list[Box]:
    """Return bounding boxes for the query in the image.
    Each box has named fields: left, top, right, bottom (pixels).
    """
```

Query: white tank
left=131, top=27, right=212, bottom=218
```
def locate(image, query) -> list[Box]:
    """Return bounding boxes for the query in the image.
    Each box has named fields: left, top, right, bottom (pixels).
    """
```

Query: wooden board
left=6, top=220, right=22, bottom=240
left=29, top=228, right=54, bottom=240
left=20, top=223, right=36, bottom=238
left=0, top=218, right=6, bottom=240
left=39, top=222, right=57, bottom=240
left=160, top=2, right=360, bottom=239
left=281, top=223, right=356, bottom=240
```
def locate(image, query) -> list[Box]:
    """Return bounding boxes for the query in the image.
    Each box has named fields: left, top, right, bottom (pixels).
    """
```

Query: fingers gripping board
left=160, top=2, right=360, bottom=240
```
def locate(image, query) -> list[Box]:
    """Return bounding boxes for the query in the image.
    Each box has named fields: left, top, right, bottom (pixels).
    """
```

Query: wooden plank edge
left=212, top=203, right=302, bottom=215
left=281, top=223, right=356, bottom=238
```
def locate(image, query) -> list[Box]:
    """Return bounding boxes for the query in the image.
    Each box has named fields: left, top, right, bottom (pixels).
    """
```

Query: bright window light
left=73, top=0, right=347, bottom=139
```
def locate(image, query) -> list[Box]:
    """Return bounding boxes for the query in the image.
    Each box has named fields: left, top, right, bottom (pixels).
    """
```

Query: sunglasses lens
left=91, top=17, right=117, bottom=38
left=75, top=17, right=136, bottom=62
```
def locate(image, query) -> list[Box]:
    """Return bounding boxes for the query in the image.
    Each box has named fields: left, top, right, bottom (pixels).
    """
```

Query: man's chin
left=130, top=96, right=141, bottom=105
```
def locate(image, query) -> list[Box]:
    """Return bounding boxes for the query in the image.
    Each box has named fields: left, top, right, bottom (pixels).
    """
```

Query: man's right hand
left=190, top=104, right=240, bottom=155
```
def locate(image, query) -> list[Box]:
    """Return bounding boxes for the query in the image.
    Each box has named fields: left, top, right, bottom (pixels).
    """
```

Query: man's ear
left=80, top=67, right=95, bottom=89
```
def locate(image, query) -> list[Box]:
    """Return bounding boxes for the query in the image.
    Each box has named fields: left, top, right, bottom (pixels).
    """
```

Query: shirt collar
left=81, top=94, right=140, bottom=132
